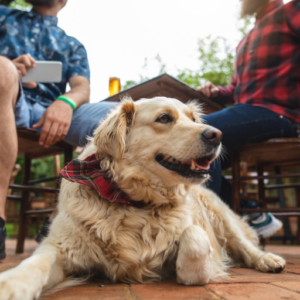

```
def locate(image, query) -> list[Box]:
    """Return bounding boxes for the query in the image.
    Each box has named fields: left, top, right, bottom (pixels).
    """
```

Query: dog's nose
left=201, top=127, right=222, bottom=146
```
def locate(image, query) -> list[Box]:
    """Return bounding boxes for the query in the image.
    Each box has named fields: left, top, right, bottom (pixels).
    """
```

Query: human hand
left=12, top=54, right=37, bottom=88
left=196, top=81, right=220, bottom=98
left=32, top=100, right=73, bottom=147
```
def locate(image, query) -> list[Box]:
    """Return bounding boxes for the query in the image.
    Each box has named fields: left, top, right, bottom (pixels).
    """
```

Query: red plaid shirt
left=217, top=0, right=300, bottom=123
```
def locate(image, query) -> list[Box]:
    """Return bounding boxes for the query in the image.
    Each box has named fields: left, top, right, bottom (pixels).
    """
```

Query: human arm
left=196, top=74, right=237, bottom=106
left=32, top=76, right=90, bottom=147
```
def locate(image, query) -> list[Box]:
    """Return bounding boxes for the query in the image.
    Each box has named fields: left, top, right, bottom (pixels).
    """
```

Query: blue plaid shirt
left=0, top=5, right=90, bottom=107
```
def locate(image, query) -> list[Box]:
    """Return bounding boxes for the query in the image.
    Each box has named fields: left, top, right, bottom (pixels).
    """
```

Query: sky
left=58, top=0, right=292, bottom=102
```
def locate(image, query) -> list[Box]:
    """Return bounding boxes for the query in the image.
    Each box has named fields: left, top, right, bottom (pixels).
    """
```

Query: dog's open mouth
left=155, top=153, right=214, bottom=178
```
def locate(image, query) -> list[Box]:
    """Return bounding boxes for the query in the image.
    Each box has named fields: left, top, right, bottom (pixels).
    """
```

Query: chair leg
left=232, top=150, right=241, bottom=214
left=64, top=146, right=73, bottom=166
left=257, top=165, right=265, bottom=208
left=274, top=166, right=293, bottom=244
left=296, top=188, right=300, bottom=245
left=16, top=156, right=31, bottom=254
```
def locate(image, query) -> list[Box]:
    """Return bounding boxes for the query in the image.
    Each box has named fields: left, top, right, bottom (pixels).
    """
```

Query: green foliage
left=0, top=0, right=31, bottom=10
left=178, top=36, right=235, bottom=88
left=123, top=17, right=254, bottom=90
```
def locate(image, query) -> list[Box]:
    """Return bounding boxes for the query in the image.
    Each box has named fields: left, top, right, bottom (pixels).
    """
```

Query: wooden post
left=257, top=165, right=265, bottom=208
left=232, top=150, right=241, bottom=213
left=64, top=146, right=73, bottom=166
left=296, top=187, right=300, bottom=245
left=16, top=156, right=31, bottom=254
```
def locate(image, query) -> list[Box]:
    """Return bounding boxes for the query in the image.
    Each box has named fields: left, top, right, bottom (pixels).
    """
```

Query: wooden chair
left=231, top=138, right=300, bottom=244
left=8, top=128, right=74, bottom=253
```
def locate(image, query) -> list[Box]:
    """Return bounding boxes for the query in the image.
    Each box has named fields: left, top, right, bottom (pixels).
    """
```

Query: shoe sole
left=256, top=216, right=283, bottom=239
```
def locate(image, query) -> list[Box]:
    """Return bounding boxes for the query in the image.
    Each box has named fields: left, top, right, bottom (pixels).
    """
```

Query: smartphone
left=22, top=61, right=62, bottom=83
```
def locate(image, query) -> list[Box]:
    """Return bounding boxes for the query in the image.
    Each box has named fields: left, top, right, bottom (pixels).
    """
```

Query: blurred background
left=6, top=0, right=292, bottom=102
left=2, top=0, right=296, bottom=239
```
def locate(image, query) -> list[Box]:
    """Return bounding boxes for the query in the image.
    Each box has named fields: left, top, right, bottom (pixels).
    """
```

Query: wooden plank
left=25, top=209, right=54, bottom=215
left=265, top=183, right=300, bottom=190
left=240, top=173, right=300, bottom=181
left=27, top=176, right=59, bottom=185
left=9, top=184, right=58, bottom=194
left=6, top=195, right=22, bottom=201
left=239, top=208, right=300, bottom=214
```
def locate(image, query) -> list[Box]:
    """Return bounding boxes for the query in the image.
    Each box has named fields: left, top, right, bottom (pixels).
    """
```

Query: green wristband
left=56, top=96, right=77, bottom=110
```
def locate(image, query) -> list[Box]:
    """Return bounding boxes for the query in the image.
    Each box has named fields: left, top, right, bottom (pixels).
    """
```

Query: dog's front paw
left=176, top=226, right=214, bottom=286
left=255, top=252, right=286, bottom=273
left=0, top=270, right=42, bottom=300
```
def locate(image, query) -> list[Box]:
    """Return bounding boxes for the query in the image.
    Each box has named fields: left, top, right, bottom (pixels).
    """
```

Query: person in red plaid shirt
left=197, top=0, right=300, bottom=238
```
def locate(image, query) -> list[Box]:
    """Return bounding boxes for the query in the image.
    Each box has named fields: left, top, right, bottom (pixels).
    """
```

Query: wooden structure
left=104, top=73, right=222, bottom=114
left=231, top=138, right=300, bottom=243
left=9, top=128, right=74, bottom=253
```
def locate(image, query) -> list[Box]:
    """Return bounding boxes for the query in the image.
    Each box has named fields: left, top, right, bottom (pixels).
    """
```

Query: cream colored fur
left=0, top=97, right=286, bottom=299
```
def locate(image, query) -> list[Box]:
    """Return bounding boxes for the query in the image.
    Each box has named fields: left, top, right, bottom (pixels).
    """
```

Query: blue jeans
left=14, top=86, right=118, bottom=147
left=202, top=104, right=299, bottom=208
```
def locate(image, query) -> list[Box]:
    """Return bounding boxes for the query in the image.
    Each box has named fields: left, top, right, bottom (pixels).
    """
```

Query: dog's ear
left=94, top=97, right=136, bottom=162
left=187, top=100, right=203, bottom=123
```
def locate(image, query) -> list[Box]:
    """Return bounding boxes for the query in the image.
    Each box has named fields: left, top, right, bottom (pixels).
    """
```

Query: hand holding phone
left=12, top=54, right=37, bottom=88
left=12, top=54, right=63, bottom=87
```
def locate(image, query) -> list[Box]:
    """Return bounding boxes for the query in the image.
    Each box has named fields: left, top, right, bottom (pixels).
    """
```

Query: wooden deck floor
left=1, top=239, right=300, bottom=300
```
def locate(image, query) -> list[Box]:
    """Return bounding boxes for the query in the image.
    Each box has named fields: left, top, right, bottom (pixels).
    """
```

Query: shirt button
left=31, top=38, right=35, bottom=43
left=279, top=115, right=283, bottom=119
left=249, top=49, right=254, bottom=54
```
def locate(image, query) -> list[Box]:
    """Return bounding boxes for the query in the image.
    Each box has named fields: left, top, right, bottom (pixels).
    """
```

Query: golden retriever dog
left=0, top=97, right=285, bottom=299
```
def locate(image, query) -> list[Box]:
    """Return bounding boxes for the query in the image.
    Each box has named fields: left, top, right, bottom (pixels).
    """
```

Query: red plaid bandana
left=60, top=154, right=146, bottom=208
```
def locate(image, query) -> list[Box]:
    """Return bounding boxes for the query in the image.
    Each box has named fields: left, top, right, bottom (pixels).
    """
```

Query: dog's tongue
left=194, top=159, right=210, bottom=170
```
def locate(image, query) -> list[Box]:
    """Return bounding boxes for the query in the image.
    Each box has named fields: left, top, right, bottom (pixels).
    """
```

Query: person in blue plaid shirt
left=0, top=0, right=118, bottom=261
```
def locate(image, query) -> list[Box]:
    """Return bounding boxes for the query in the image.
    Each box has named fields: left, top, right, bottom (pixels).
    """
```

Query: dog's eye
left=192, top=117, right=196, bottom=122
left=155, top=114, right=173, bottom=124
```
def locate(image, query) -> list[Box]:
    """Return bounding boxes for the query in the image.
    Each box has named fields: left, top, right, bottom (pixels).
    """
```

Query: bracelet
left=56, top=96, right=77, bottom=111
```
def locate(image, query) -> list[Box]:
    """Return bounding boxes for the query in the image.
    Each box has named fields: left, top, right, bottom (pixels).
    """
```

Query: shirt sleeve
left=286, top=0, right=300, bottom=36
left=215, top=74, right=237, bottom=106
left=66, top=37, right=90, bottom=82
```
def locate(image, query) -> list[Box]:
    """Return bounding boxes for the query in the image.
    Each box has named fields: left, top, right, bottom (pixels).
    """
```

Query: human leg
left=0, top=56, right=21, bottom=260
left=203, top=104, right=298, bottom=196
left=0, top=57, right=20, bottom=220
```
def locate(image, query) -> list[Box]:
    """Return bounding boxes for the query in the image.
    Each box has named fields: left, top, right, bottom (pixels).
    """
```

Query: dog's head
left=94, top=96, right=222, bottom=189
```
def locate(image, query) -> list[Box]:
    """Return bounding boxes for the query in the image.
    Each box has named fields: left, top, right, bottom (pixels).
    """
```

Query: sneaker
left=249, top=213, right=283, bottom=238
left=0, top=217, right=6, bottom=261
left=35, top=217, right=51, bottom=243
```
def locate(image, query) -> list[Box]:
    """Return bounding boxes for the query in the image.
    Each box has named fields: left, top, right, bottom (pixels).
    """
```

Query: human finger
left=202, top=85, right=211, bottom=98
left=14, top=63, right=27, bottom=77
left=22, top=81, right=37, bottom=88
left=26, top=54, right=36, bottom=68
left=32, top=113, right=45, bottom=129
left=39, top=118, right=52, bottom=146
left=52, top=124, right=65, bottom=144
left=44, top=121, right=59, bottom=147
left=20, top=54, right=34, bottom=69
left=211, top=86, right=220, bottom=97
